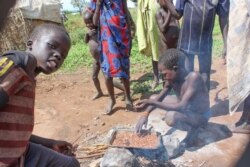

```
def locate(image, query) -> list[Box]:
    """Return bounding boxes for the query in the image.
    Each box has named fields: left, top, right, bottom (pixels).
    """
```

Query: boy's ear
left=26, top=40, right=33, bottom=50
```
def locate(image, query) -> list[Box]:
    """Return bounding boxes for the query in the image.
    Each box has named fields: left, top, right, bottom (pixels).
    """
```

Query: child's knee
left=165, top=111, right=187, bottom=127
left=164, top=112, right=176, bottom=126
left=150, top=94, right=158, bottom=100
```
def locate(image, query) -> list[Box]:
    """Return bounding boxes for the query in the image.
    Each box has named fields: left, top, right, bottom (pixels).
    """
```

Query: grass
left=61, top=9, right=224, bottom=95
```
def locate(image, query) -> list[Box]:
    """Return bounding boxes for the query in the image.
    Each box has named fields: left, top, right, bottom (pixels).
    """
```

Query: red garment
left=88, top=0, right=131, bottom=79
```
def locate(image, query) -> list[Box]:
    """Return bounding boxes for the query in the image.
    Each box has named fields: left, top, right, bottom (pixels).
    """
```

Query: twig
left=72, top=134, right=97, bottom=145
left=76, top=152, right=105, bottom=159
left=198, top=161, right=207, bottom=167
left=81, top=135, right=98, bottom=143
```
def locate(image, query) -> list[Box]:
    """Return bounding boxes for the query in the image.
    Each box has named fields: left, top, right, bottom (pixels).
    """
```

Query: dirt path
left=33, top=58, right=249, bottom=167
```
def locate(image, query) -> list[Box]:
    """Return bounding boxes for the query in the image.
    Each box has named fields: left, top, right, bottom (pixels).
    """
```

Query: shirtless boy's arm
left=93, top=0, right=102, bottom=26
left=156, top=9, right=171, bottom=33
left=135, top=86, right=170, bottom=112
left=161, top=0, right=182, bottom=19
left=135, top=86, right=170, bottom=133
left=148, top=73, right=202, bottom=111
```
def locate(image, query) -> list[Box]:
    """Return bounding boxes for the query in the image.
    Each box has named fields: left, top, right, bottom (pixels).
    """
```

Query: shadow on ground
left=185, top=122, right=232, bottom=151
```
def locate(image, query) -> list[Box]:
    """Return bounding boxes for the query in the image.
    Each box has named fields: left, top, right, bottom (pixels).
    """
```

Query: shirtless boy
left=156, top=0, right=179, bottom=54
left=135, top=49, right=210, bottom=146
left=84, top=10, right=104, bottom=100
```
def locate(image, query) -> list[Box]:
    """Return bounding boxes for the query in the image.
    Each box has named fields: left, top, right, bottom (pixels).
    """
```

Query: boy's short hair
left=29, top=23, right=70, bottom=43
left=159, top=49, right=186, bottom=70
left=83, top=10, right=93, bottom=23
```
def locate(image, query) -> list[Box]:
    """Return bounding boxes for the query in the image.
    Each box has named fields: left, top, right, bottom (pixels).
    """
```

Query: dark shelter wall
left=0, top=0, right=17, bottom=30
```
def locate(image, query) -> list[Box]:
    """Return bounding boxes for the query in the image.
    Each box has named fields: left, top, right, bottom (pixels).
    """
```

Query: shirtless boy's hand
left=135, top=115, right=148, bottom=134
left=134, top=99, right=149, bottom=110
left=97, top=0, right=103, bottom=4
left=88, top=29, right=97, bottom=36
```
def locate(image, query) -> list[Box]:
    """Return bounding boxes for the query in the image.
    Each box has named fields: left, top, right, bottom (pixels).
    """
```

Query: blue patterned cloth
left=88, top=0, right=131, bottom=79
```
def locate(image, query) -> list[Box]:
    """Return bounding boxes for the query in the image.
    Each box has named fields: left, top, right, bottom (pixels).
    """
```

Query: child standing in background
left=156, top=0, right=179, bottom=55
left=83, top=9, right=134, bottom=100
left=88, top=0, right=134, bottom=114
left=83, top=10, right=104, bottom=100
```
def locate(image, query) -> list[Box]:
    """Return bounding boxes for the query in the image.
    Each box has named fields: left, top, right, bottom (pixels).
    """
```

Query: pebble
left=94, top=116, right=100, bottom=120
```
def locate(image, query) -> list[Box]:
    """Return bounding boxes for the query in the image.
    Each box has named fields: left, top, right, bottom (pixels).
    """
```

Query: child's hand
left=51, top=140, right=75, bottom=156
left=135, top=115, right=148, bottom=134
left=134, top=99, right=148, bottom=110
left=88, top=29, right=97, bottom=36
left=97, top=0, right=103, bottom=4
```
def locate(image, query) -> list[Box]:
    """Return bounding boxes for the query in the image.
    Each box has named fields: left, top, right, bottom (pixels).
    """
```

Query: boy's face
left=85, top=19, right=95, bottom=29
left=158, top=63, right=177, bottom=85
left=28, top=30, right=71, bottom=74
left=84, top=11, right=94, bottom=29
left=157, top=0, right=165, bottom=7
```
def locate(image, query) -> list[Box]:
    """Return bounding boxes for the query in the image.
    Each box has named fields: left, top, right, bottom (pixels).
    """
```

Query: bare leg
left=165, top=111, right=207, bottom=129
left=232, top=94, right=250, bottom=134
left=121, top=78, right=133, bottom=111
left=103, top=76, right=116, bottom=115
left=92, top=61, right=103, bottom=100
left=151, top=60, right=159, bottom=89
left=113, top=79, right=124, bottom=91
left=165, top=111, right=207, bottom=147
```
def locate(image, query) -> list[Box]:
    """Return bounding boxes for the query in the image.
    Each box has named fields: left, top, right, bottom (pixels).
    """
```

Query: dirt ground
left=33, top=57, right=249, bottom=167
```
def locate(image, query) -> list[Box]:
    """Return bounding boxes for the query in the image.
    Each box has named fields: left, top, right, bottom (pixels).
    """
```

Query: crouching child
left=135, top=49, right=211, bottom=147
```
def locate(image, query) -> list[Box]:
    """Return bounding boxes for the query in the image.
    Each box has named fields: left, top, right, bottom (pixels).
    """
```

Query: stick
left=76, top=152, right=105, bottom=159
left=72, top=134, right=97, bottom=145
left=198, top=161, right=207, bottom=167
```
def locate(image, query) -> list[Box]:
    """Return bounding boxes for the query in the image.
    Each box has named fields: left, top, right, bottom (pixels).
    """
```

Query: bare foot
left=103, top=99, right=116, bottom=115
left=151, top=80, right=159, bottom=90
left=221, top=58, right=226, bottom=65
left=125, top=100, right=134, bottom=111
left=92, top=92, right=104, bottom=100
left=231, top=122, right=250, bottom=134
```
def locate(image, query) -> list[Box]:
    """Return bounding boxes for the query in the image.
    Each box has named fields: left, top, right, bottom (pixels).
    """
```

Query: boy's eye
left=48, top=43, right=56, bottom=49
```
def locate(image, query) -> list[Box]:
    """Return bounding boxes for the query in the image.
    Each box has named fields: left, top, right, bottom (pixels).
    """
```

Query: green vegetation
left=62, top=9, right=224, bottom=95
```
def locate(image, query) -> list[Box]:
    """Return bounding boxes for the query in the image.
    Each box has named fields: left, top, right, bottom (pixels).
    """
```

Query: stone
left=94, top=117, right=100, bottom=120
left=100, top=148, right=139, bottom=167
left=89, top=158, right=102, bottom=167
left=162, top=135, right=185, bottom=159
